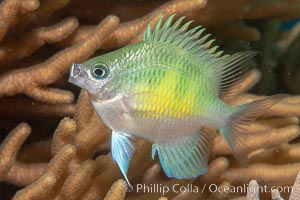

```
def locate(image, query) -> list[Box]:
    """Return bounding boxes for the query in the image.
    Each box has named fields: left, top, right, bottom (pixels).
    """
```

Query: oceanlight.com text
left=133, top=183, right=294, bottom=196
left=207, top=184, right=293, bottom=194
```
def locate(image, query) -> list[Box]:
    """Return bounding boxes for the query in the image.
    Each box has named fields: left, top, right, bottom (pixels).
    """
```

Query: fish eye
left=91, top=64, right=109, bottom=79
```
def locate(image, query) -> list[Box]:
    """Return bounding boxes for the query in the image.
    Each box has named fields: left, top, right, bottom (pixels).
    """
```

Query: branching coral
left=0, top=0, right=40, bottom=42
left=0, top=17, right=79, bottom=64
left=0, top=123, right=31, bottom=177
left=0, top=0, right=299, bottom=199
left=232, top=171, right=300, bottom=200
left=0, top=123, right=48, bottom=188
left=104, top=179, right=127, bottom=200
left=0, top=15, right=119, bottom=104
left=62, top=0, right=300, bottom=46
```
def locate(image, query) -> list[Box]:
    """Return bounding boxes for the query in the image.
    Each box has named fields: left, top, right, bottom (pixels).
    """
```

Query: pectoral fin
left=111, top=131, right=134, bottom=188
left=152, top=131, right=210, bottom=179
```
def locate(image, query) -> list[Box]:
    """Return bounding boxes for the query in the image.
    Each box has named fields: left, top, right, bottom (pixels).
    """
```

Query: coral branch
left=278, top=21, right=300, bottom=55
left=12, top=172, right=57, bottom=200
left=0, top=123, right=31, bottom=178
left=102, top=0, right=207, bottom=48
left=47, top=145, right=76, bottom=178
left=0, top=17, right=79, bottom=64
left=12, top=145, right=77, bottom=199
left=17, top=140, right=51, bottom=163
left=59, top=0, right=208, bottom=49
left=211, top=126, right=300, bottom=158
left=246, top=117, right=299, bottom=134
left=158, top=197, right=168, bottom=200
left=14, top=0, right=71, bottom=33
left=103, top=179, right=127, bottom=200
left=0, top=0, right=39, bottom=42
left=247, top=180, right=259, bottom=200
left=74, top=90, right=95, bottom=132
left=259, top=101, right=300, bottom=117
left=74, top=114, right=109, bottom=160
left=51, top=117, right=76, bottom=156
left=222, top=162, right=300, bottom=185
left=236, top=174, right=300, bottom=199
left=271, top=188, right=284, bottom=200
left=290, top=171, right=300, bottom=200
left=141, top=164, right=161, bottom=185
left=248, top=143, right=300, bottom=165
left=246, top=126, right=300, bottom=153
left=26, top=87, right=74, bottom=104
left=83, top=141, right=152, bottom=200
left=4, top=162, right=47, bottom=187
left=210, top=21, right=261, bottom=42
left=191, top=0, right=300, bottom=26
left=197, top=157, right=229, bottom=184
left=57, top=160, right=97, bottom=200
left=0, top=15, right=120, bottom=103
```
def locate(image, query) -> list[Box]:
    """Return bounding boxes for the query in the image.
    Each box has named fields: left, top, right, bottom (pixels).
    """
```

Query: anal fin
left=111, top=131, right=134, bottom=188
left=152, top=131, right=210, bottom=179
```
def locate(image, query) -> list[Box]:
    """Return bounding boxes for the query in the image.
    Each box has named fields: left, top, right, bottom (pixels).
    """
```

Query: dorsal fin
left=143, top=15, right=257, bottom=97
left=143, top=15, right=219, bottom=59
left=216, top=51, right=258, bottom=97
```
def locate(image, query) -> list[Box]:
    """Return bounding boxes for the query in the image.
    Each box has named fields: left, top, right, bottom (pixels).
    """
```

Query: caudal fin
left=220, top=94, right=288, bottom=165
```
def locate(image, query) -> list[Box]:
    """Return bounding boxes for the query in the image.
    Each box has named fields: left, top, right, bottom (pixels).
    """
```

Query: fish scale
left=69, top=15, right=287, bottom=188
left=113, top=42, right=210, bottom=120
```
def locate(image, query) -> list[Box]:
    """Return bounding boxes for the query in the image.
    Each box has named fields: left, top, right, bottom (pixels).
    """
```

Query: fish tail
left=220, top=94, right=287, bottom=165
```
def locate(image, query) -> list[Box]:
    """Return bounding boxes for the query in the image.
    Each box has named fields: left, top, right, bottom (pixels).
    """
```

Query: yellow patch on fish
left=134, top=71, right=205, bottom=120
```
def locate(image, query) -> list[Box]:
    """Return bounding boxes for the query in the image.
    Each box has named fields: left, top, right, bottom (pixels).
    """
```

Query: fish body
left=69, top=15, right=286, bottom=187
left=89, top=41, right=230, bottom=142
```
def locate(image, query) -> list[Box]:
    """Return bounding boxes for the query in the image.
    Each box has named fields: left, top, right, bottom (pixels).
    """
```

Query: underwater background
left=0, top=0, right=299, bottom=199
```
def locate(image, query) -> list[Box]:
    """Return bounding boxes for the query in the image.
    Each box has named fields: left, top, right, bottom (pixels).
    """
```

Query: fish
left=68, top=15, right=286, bottom=187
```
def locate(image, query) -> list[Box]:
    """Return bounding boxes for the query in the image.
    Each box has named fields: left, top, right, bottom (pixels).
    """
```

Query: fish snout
left=69, top=63, right=85, bottom=88
left=70, top=63, right=82, bottom=78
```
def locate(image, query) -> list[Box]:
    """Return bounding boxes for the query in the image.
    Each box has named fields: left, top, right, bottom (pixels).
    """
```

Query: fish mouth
left=69, top=63, right=81, bottom=78
left=69, top=63, right=84, bottom=88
